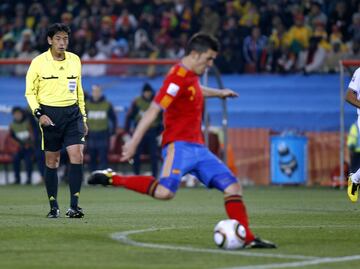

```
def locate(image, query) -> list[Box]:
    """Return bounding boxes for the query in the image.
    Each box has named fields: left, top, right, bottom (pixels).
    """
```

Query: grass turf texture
left=0, top=185, right=359, bottom=269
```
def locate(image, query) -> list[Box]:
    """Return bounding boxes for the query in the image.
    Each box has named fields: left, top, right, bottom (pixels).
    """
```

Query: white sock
left=351, top=170, right=360, bottom=184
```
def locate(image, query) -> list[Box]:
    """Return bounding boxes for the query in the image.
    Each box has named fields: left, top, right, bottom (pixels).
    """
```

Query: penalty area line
left=110, top=227, right=318, bottom=260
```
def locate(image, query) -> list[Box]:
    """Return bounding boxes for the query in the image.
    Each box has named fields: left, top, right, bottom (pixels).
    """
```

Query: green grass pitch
left=0, top=184, right=359, bottom=269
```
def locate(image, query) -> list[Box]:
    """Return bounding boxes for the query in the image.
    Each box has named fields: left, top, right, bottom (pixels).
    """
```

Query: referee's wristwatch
left=34, top=108, right=44, bottom=119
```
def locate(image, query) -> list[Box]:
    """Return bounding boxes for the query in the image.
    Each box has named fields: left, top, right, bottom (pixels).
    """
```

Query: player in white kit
left=345, top=67, right=360, bottom=202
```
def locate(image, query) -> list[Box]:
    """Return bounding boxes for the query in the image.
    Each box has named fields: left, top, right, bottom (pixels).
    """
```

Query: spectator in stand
left=15, top=29, right=35, bottom=54
left=95, top=30, right=117, bottom=58
left=86, top=85, right=117, bottom=172
left=0, top=33, right=16, bottom=75
left=234, top=0, right=252, bottom=18
left=133, top=28, right=157, bottom=58
left=124, top=83, right=162, bottom=177
left=285, top=13, right=312, bottom=56
left=277, top=44, right=297, bottom=74
left=327, top=0, right=352, bottom=41
left=177, top=4, right=193, bottom=34
left=239, top=2, right=260, bottom=29
left=323, top=40, right=347, bottom=73
left=305, top=1, right=327, bottom=31
left=26, top=2, right=45, bottom=30
left=15, top=40, right=39, bottom=76
left=312, top=22, right=331, bottom=51
left=217, top=15, right=242, bottom=73
left=329, top=24, right=344, bottom=44
left=0, top=33, right=16, bottom=58
left=266, top=18, right=288, bottom=73
left=112, top=38, right=129, bottom=58
left=137, top=8, right=156, bottom=38
left=297, top=36, right=326, bottom=74
left=265, top=39, right=281, bottom=73
left=12, top=6, right=26, bottom=42
left=60, top=12, right=73, bottom=29
left=9, top=107, right=34, bottom=185
left=345, top=37, right=360, bottom=60
left=115, top=8, right=138, bottom=35
left=242, top=26, right=268, bottom=73
left=82, top=45, right=107, bottom=77
left=199, top=5, right=220, bottom=37
left=348, top=12, right=360, bottom=42
left=34, top=16, right=50, bottom=52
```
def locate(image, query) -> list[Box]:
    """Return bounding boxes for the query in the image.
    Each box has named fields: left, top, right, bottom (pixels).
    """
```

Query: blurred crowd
left=0, top=0, right=360, bottom=75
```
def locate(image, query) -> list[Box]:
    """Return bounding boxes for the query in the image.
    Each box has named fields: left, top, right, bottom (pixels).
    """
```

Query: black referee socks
left=68, top=163, right=83, bottom=209
left=44, top=167, right=59, bottom=209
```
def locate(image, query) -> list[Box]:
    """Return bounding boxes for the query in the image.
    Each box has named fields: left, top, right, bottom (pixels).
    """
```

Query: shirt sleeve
left=25, top=59, right=40, bottom=113
left=349, top=67, right=360, bottom=93
left=76, top=58, right=87, bottom=122
left=154, top=74, right=184, bottom=110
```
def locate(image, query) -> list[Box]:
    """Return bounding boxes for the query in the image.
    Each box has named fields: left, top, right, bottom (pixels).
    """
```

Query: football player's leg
left=194, top=147, right=256, bottom=243
left=88, top=142, right=192, bottom=200
left=195, top=150, right=276, bottom=248
left=348, top=172, right=360, bottom=202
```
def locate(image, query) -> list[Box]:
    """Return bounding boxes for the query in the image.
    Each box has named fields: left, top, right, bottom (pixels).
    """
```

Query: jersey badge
left=166, top=83, right=180, bottom=97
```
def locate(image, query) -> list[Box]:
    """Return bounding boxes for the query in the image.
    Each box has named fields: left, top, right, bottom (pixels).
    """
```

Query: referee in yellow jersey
left=25, top=23, right=87, bottom=218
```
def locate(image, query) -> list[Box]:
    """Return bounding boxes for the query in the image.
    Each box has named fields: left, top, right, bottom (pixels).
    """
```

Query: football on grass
left=213, top=219, right=246, bottom=250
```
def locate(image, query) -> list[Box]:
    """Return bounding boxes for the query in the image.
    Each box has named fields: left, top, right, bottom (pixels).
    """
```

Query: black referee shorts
left=40, top=104, right=85, bottom=152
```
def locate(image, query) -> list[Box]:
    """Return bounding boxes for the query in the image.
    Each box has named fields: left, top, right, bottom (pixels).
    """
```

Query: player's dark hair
left=185, top=33, right=220, bottom=55
left=47, top=23, right=71, bottom=38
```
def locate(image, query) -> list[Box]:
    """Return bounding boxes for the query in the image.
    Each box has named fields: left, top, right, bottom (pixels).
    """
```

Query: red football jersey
left=154, top=64, right=204, bottom=146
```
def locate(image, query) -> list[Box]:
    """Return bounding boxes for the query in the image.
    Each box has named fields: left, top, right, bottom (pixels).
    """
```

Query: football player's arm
left=25, top=61, right=41, bottom=113
left=201, top=85, right=238, bottom=98
left=121, top=102, right=161, bottom=162
left=345, top=88, right=360, bottom=109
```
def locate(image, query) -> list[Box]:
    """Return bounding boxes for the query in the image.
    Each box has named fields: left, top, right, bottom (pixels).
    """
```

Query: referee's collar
left=45, top=49, right=68, bottom=61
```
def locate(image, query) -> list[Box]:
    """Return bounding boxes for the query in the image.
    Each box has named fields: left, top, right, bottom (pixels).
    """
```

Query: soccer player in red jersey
left=88, top=33, right=276, bottom=248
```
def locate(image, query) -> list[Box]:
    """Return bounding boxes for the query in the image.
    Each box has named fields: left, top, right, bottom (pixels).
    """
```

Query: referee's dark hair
left=47, top=23, right=71, bottom=38
left=185, top=33, right=220, bottom=55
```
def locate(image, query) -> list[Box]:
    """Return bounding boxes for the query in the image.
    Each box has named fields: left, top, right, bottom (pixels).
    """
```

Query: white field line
left=252, top=224, right=354, bottom=229
left=221, top=255, right=360, bottom=269
left=110, top=227, right=318, bottom=260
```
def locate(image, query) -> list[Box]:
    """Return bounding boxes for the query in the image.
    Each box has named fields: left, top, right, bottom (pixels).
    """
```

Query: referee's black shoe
left=46, top=207, right=60, bottom=218
left=65, top=206, right=84, bottom=218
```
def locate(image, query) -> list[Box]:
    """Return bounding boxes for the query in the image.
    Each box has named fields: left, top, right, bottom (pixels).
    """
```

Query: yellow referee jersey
left=25, top=49, right=86, bottom=121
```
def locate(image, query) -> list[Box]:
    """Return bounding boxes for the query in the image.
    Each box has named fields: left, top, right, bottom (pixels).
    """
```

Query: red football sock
left=224, top=195, right=255, bottom=243
left=112, top=175, right=159, bottom=196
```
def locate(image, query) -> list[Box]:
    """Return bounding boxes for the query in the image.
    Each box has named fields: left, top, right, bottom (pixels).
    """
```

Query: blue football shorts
left=159, top=141, right=237, bottom=193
